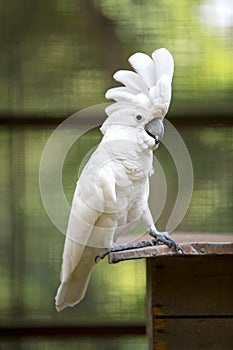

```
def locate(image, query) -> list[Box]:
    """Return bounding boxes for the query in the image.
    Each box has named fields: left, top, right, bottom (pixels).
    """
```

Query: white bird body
left=55, top=48, right=175, bottom=311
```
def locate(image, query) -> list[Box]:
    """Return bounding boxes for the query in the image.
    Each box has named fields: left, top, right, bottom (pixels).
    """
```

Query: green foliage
left=0, top=0, right=232, bottom=115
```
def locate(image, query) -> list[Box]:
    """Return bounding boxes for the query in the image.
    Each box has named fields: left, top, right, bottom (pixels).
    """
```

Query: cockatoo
left=55, top=48, right=181, bottom=312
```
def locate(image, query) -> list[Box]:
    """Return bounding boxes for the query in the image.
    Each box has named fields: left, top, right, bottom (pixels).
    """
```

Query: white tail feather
left=55, top=244, right=102, bottom=312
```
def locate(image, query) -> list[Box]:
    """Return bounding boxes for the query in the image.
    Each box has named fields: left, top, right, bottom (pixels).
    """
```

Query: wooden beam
left=108, top=236, right=233, bottom=350
left=0, top=325, right=146, bottom=338
left=108, top=241, right=233, bottom=264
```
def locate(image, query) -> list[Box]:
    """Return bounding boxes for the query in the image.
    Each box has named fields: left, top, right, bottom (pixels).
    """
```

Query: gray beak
left=145, top=118, right=164, bottom=145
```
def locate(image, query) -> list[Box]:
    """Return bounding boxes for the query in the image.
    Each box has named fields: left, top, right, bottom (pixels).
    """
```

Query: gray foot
left=149, top=229, right=184, bottom=253
left=95, top=233, right=183, bottom=262
left=95, top=240, right=157, bottom=262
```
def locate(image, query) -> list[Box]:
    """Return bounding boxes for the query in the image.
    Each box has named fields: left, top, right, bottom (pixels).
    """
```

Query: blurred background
left=0, top=0, right=232, bottom=349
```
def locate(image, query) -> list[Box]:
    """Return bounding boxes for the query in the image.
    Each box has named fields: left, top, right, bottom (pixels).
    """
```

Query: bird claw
left=95, top=249, right=111, bottom=263
left=95, top=241, right=153, bottom=262
left=149, top=230, right=184, bottom=254
left=95, top=232, right=184, bottom=262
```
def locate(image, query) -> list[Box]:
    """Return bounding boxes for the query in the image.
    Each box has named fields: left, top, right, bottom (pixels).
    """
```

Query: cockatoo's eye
left=135, top=114, right=144, bottom=122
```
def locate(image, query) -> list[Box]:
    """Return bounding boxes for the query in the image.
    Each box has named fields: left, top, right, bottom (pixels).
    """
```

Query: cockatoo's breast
left=76, top=132, right=153, bottom=229
left=100, top=125, right=154, bottom=179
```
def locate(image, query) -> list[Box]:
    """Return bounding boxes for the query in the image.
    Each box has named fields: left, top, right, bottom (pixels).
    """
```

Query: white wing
left=55, top=184, right=101, bottom=311
left=55, top=150, right=118, bottom=311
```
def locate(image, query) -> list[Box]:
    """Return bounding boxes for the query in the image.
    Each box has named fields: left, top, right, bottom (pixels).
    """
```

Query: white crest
left=105, top=48, right=174, bottom=119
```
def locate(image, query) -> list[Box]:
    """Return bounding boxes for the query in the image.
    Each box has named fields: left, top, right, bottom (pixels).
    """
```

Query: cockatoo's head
left=102, top=48, right=174, bottom=150
left=101, top=104, right=164, bottom=149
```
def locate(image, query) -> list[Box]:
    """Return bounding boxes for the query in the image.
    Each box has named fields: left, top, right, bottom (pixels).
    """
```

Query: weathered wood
left=108, top=242, right=233, bottom=264
left=153, top=318, right=233, bottom=350
left=147, top=254, right=233, bottom=316
left=108, top=238, right=233, bottom=350
left=147, top=254, right=233, bottom=349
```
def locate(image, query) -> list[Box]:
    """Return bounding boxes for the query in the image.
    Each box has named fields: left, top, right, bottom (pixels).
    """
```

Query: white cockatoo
left=55, top=48, right=181, bottom=312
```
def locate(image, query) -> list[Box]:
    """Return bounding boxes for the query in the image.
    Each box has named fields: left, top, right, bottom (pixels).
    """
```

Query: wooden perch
left=108, top=233, right=233, bottom=350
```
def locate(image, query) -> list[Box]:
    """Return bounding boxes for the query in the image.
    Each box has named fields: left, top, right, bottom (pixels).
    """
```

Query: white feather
left=105, top=48, right=174, bottom=117
left=152, top=48, right=174, bottom=82
left=105, top=87, right=136, bottom=103
left=149, top=85, right=160, bottom=101
left=55, top=243, right=101, bottom=312
left=157, top=76, right=172, bottom=103
left=133, top=92, right=152, bottom=109
left=113, top=70, right=148, bottom=93
left=128, top=52, right=156, bottom=88
left=105, top=102, right=129, bottom=117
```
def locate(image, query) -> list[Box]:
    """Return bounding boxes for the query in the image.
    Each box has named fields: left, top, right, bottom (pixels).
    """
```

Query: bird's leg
left=95, top=229, right=183, bottom=262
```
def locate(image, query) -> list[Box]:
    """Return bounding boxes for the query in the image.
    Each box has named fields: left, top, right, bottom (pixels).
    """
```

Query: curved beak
left=145, top=118, right=164, bottom=147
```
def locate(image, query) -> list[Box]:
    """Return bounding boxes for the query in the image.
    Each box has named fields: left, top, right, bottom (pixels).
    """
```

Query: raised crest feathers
left=105, top=48, right=174, bottom=119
